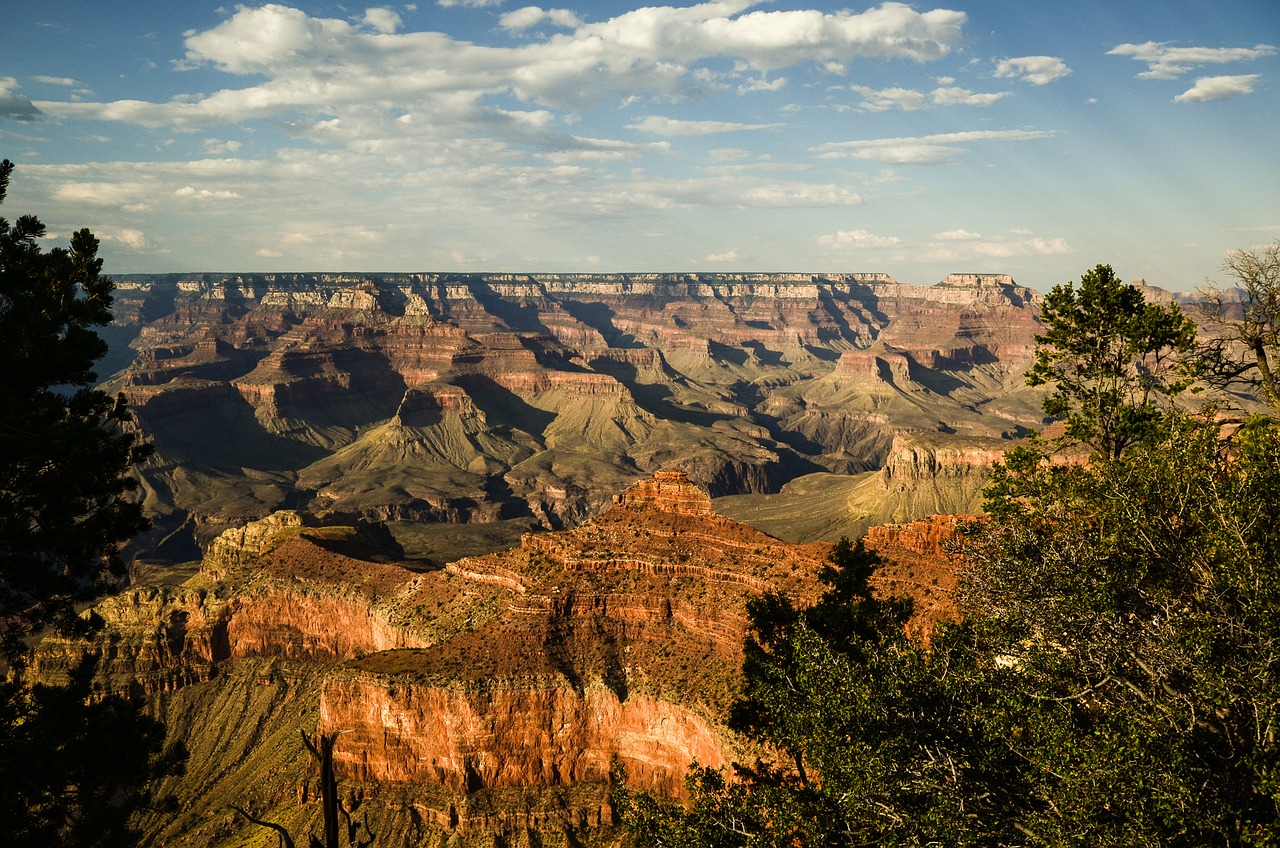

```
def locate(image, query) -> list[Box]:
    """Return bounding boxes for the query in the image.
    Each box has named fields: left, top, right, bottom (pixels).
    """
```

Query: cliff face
left=44, top=472, right=967, bottom=846
left=105, top=272, right=1048, bottom=557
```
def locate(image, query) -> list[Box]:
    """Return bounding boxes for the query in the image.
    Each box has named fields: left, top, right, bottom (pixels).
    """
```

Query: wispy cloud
left=1108, top=41, right=1276, bottom=80
left=627, top=115, right=784, bottom=135
left=812, top=129, right=1053, bottom=165
left=927, top=228, right=1071, bottom=259
left=31, top=75, right=79, bottom=86
left=845, top=83, right=1009, bottom=111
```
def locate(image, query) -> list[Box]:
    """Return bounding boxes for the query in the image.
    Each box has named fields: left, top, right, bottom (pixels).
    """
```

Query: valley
left=104, top=271, right=1047, bottom=560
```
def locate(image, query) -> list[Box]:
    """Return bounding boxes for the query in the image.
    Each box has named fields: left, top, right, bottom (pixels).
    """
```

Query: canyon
left=35, top=271, right=1056, bottom=844
left=101, top=271, right=1049, bottom=559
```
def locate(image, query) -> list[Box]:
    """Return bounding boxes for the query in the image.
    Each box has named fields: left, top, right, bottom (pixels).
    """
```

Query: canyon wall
left=103, top=271, right=1048, bottom=557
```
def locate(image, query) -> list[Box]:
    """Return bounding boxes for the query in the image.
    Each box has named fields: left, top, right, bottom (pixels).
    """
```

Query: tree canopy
left=1026, top=264, right=1197, bottom=460
left=0, top=158, right=152, bottom=662
left=0, top=159, right=173, bottom=846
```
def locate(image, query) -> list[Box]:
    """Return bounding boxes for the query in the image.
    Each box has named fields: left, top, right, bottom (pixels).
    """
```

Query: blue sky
left=1, top=1, right=1277, bottom=290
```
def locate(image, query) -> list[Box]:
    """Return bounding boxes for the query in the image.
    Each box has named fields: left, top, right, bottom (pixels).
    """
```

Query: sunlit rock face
left=33, top=471, right=973, bottom=845
left=106, top=271, right=1049, bottom=560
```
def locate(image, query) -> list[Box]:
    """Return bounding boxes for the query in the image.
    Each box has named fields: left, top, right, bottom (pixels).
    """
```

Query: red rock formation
left=322, top=675, right=724, bottom=797
left=611, top=469, right=714, bottom=516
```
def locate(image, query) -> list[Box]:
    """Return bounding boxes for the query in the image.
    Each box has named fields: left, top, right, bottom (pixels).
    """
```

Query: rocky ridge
left=35, top=472, right=967, bottom=847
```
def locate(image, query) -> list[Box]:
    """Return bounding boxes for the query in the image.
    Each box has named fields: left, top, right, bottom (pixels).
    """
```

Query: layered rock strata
left=104, top=272, right=1050, bottom=558
left=37, top=472, right=968, bottom=846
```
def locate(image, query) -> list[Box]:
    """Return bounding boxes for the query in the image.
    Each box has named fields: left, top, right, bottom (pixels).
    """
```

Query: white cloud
left=99, top=228, right=149, bottom=250
left=993, top=56, right=1071, bottom=85
left=1174, top=74, right=1261, bottom=103
left=927, top=229, right=1071, bottom=259
left=437, top=0, right=504, bottom=6
left=705, top=248, right=739, bottom=262
left=1108, top=42, right=1276, bottom=80
left=203, top=138, right=242, bottom=154
left=708, top=147, right=750, bottom=161
left=0, top=77, right=41, bottom=121
left=627, top=115, right=783, bottom=135
left=848, top=85, right=927, bottom=111
left=256, top=247, right=284, bottom=258
left=848, top=83, right=1008, bottom=111
left=40, top=2, right=967, bottom=133
left=500, top=7, right=584, bottom=31
left=933, top=228, right=982, bottom=241
left=737, top=76, right=787, bottom=94
left=362, top=8, right=404, bottom=34
left=813, top=129, right=1052, bottom=165
left=817, top=228, right=903, bottom=249
left=929, top=86, right=1009, bottom=106
left=32, top=75, right=78, bottom=86
left=174, top=185, right=242, bottom=201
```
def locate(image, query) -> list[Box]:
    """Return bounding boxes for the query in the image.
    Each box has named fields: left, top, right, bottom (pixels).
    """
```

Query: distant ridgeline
left=102, top=270, right=1046, bottom=562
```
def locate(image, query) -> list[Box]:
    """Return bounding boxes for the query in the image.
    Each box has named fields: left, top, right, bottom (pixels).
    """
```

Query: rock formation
left=33, top=472, right=970, bottom=846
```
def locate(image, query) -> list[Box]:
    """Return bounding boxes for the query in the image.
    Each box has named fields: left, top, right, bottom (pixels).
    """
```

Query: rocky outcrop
left=881, top=433, right=1006, bottom=484
left=321, top=674, right=724, bottom=797
left=611, top=469, right=713, bottom=516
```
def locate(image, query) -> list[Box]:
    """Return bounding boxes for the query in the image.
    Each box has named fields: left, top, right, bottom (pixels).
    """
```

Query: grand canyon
left=31, top=270, right=1211, bottom=845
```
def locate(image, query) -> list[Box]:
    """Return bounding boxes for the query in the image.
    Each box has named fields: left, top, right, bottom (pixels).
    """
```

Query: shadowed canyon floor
left=103, top=271, right=1050, bottom=559
left=35, top=472, right=967, bottom=847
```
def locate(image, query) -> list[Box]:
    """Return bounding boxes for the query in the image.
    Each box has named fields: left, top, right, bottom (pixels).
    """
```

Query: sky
left=1, top=1, right=1277, bottom=290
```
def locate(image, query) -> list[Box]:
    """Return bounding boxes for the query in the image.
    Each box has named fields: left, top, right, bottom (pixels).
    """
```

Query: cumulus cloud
left=1108, top=41, right=1276, bottom=79
left=627, top=115, right=783, bottom=135
left=813, top=129, right=1052, bottom=165
left=929, top=86, right=1009, bottom=106
left=993, top=56, right=1071, bottom=85
left=500, top=7, right=584, bottom=31
left=41, top=1, right=967, bottom=132
left=737, top=76, right=787, bottom=94
left=361, top=8, right=403, bottom=34
left=98, top=228, right=149, bottom=250
left=817, top=228, right=903, bottom=249
left=705, top=248, right=739, bottom=262
left=1174, top=74, right=1260, bottom=103
left=0, top=77, right=41, bottom=121
left=32, top=75, right=78, bottom=86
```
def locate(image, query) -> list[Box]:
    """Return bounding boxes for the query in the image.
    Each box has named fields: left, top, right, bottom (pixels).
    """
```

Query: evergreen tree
left=1026, top=264, right=1196, bottom=460
left=0, top=158, right=152, bottom=662
left=0, top=159, right=174, bottom=845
